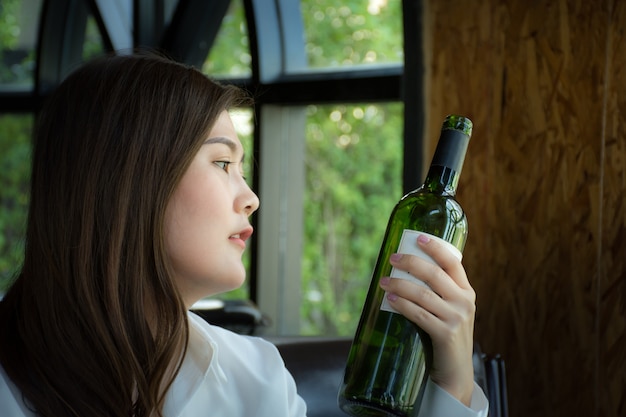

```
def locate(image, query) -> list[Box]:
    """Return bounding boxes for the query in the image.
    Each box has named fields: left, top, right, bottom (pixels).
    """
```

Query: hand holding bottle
left=338, top=115, right=473, bottom=416
left=379, top=234, right=476, bottom=407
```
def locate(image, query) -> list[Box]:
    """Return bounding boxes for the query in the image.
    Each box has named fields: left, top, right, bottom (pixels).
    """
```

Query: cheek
left=163, top=188, right=245, bottom=299
left=165, top=179, right=217, bottom=257
left=163, top=170, right=229, bottom=281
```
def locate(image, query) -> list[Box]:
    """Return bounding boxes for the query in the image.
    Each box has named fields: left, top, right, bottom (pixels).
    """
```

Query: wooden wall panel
left=599, top=1, right=626, bottom=416
left=423, top=1, right=625, bottom=416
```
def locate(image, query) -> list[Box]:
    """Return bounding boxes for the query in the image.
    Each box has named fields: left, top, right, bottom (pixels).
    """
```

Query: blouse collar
left=161, top=312, right=227, bottom=416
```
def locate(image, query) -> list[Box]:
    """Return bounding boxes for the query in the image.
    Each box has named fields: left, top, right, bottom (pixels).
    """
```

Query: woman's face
left=164, top=111, right=259, bottom=307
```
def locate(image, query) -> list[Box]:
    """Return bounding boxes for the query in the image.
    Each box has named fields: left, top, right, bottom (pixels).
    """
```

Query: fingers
left=381, top=276, right=452, bottom=331
left=381, top=275, right=475, bottom=337
left=379, top=235, right=476, bottom=337
left=412, top=234, right=472, bottom=291
left=387, top=235, right=475, bottom=302
left=379, top=234, right=477, bottom=406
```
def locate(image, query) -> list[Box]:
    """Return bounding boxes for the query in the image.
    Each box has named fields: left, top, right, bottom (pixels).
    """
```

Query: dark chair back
left=272, top=337, right=509, bottom=417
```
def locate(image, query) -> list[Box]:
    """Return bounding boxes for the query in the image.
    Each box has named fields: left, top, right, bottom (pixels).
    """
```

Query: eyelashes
left=214, top=160, right=232, bottom=172
left=214, top=160, right=248, bottom=181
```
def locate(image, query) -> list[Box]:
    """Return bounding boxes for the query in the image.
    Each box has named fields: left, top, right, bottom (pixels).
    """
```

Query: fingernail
left=417, top=234, right=431, bottom=244
left=390, top=253, right=403, bottom=262
left=380, top=277, right=390, bottom=286
left=387, top=293, right=398, bottom=302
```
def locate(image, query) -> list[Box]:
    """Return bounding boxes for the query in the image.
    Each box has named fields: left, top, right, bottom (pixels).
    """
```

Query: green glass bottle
left=337, top=115, right=472, bottom=417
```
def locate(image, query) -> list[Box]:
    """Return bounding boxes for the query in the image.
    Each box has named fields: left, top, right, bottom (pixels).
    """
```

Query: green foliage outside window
left=0, top=0, right=36, bottom=85
left=0, top=114, right=31, bottom=290
left=203, top=0, right=251, bottom=78
left=301, top=103, right=402, bottom=335
left=298, top=1, right=404, bottom=335
left=302, top=0, right=403, bottom=67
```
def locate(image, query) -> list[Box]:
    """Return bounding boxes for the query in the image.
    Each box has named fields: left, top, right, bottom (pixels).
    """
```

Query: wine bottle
left=337, top=114, right=472, bottom=417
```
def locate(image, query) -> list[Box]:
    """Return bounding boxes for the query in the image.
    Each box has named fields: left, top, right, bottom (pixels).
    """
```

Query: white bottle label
left=380, top=230, right=462, bottom=314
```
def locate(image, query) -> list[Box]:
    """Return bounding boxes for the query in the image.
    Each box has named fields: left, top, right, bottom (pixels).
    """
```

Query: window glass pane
left=0, top=0, right=43, bottom=90
left=202, top=0, right=251, bottom=79
left=301, top=102, right=403, bottom=335
left=82, top=15, right=106, bottom=61
left=301, top=0, right=403, bottom=69
left=0, top=113, right=32, bottom=293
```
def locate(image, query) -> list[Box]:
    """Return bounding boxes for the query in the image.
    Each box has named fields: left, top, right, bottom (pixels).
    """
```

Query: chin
left=228, top=277, right=247, bottom=292
left=215, top=271, right=247, bottom=294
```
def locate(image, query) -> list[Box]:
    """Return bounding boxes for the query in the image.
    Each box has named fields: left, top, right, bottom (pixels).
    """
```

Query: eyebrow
left=203, top=136, right=245, bottom=162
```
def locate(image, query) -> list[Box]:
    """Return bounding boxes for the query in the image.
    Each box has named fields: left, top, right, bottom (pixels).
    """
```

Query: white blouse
left=0, top=312, right=488, bottom=417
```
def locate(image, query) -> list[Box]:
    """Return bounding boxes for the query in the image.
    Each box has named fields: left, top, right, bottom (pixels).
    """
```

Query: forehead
left=203, top=111, right=244, bottom=154
left=210, top=111, right=237, bottom=136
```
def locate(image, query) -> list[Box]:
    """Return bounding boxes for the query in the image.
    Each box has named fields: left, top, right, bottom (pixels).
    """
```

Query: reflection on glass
left=301, top=0, right=403, bottom=68
left=203, top=0, right=251, bottom=79
left=301, top=102, right=403, bottom=335
left=0, top=0, right=43, bottom=88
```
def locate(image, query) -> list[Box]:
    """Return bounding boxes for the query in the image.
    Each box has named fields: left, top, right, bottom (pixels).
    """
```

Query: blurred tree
left=0, top=0, right=33, bottom=291
left=302, top=0, right=403, bottom=67
left=301, top=103, right=402, bottom=335
left=203, top=0, right=251, bottom=78
left=0, top=0, right=35, bottom=84
left=299, top=0, right=404, bottom=335
left=0, top=115, right=31, bottom=291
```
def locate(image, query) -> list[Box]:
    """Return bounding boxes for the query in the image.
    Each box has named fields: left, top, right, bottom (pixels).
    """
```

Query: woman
left=0, top=53, right=487, bottom=416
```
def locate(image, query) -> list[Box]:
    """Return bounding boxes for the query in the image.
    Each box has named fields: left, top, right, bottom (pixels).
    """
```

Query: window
left=203, top=0, right=251, bottom=79
left=0, top=0, right=43, bottom=90
left=0, top=1, right=419, bottom=339
left=254, top=102, right=404, bottom=336
left=301, top=102, right=403, bottom=335
left=249, top=1, right=407, bottom=335
left=83, top=15, right=106, bottom=61
left=301, top=0, right=403, bottom=70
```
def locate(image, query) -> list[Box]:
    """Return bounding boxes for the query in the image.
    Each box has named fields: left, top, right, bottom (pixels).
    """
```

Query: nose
left=239, top=182, right=260, bottom=216
left=245, top=191, right=260, bottom=216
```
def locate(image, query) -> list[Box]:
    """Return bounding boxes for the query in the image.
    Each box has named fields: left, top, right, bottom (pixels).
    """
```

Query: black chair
left=271, top=337, right=351, bottom=417
left=192, top=299, right=270, bottom=335
left=273, top=337, right=509, bottom=417
left=482, top=354, right=509, bottom=417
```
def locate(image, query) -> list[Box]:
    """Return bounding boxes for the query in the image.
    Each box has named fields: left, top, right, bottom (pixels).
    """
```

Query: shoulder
left=182, top=312, right=307, bottom=416
left=187, top=311, right=283, bottom=367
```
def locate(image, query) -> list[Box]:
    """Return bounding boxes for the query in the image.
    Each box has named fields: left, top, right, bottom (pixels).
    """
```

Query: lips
left=229, top=226, right=253, bottom=248
left=232, top=226, right=253, bottom=241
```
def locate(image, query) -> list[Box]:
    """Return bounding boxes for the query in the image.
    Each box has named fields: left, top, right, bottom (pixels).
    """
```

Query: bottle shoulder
left=390, top=187, right=467, bottom=241
left=397, top=187, right=463, bottom=210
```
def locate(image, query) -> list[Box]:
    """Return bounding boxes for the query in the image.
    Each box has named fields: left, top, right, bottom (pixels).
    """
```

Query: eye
left=214, top=160, right=232, bottom=172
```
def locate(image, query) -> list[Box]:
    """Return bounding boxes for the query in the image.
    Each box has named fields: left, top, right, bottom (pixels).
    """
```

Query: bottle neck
left=423, top=127, right=469, bottom=196
left=424, top=165, right=459, bottom=196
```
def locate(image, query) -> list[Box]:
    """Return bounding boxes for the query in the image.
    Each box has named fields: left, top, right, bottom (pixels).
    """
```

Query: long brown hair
left=0, top=53, right=250, bottom=416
